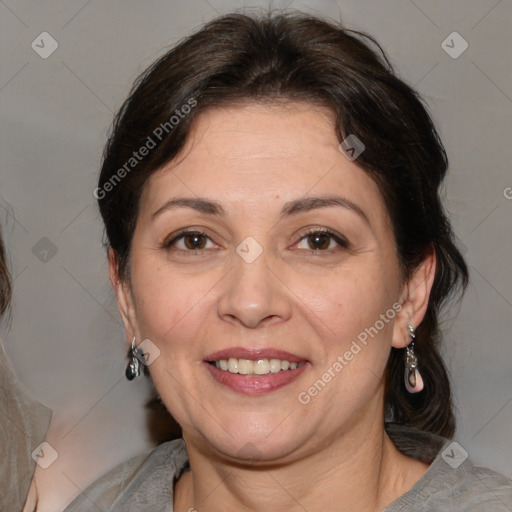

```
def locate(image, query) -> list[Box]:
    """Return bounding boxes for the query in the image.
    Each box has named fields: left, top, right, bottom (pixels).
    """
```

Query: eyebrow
left=280, top=196, right=371, bottom=227
left=152, top=198, right=224, bottom=218
left=152, top=195, right=371, bottom=228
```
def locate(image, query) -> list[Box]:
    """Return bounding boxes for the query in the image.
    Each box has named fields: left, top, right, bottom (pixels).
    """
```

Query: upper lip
left=205, top=347, right=307, bottom=363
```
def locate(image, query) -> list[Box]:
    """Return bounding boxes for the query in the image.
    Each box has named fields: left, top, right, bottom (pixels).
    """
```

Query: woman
left=65, top=12, right=511, bottom=512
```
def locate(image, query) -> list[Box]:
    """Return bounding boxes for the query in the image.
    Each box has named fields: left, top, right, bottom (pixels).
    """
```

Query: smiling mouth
left=208, top=358, right=307, bottom=376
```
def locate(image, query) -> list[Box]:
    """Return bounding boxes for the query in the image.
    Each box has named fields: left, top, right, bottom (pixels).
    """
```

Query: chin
left=191, top=415, right=308, bottom=465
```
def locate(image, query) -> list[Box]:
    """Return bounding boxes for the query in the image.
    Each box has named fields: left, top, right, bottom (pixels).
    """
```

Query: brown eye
left=296, top=229, right=348, bottom=252
left=307, top=232, right=331, bottom=250
left=164, top=230, right=216, bottom=252
left=183, top=233, right=207, bottom=250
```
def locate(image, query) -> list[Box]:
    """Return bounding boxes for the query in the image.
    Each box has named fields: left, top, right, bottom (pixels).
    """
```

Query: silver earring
left=125, top=337, right=142, bottom=381
left=404, top=325, right=424, bottom=394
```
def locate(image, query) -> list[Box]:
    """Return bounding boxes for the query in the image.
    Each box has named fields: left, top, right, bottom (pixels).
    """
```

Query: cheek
left=291, top=258, right=397, bottom=337
left=130, top=260, right=215, bottom=350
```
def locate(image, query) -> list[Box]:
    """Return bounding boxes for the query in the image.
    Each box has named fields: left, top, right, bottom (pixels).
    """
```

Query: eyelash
left=162, top=229, right=217, bottom=254
left=162, top=228, right=349, bottom=255
left=298, top=228, right=349, bottom=252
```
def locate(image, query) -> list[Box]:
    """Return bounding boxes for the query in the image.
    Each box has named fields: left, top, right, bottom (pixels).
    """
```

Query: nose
left=217, top=248, right=293, bottom=329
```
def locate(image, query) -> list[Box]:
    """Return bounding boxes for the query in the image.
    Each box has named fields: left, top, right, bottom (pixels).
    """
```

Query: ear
left=108, top=248, right=138, bottom=343
left=392, top=245, right=436, bottom=349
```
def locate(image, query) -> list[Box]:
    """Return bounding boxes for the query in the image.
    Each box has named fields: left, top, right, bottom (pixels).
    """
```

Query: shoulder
left=63, top=438, right=188, bottom=512
left=385, top=423, right=512, bottom=511
left=0, top=339, right=52, bottom=512
left=410, top=458, right=512, bottom=511
left=428, top=456, right=512, bottom=511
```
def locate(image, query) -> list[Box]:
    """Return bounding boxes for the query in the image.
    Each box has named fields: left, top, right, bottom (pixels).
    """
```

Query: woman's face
left=116, top=102, right=418, bottom=463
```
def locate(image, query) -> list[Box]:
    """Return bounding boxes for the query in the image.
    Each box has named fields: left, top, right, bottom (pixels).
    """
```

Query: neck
left=174, top=409, right=428, bottom=512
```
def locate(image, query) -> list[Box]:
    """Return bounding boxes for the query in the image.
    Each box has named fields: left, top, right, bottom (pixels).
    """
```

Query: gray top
left=0, top=340, right=52, bottom=512
left=63, top=422, right=512, bottom=512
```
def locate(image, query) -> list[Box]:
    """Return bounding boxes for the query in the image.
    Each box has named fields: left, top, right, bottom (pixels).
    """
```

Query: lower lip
left=204, top=361, right=309, bottom=396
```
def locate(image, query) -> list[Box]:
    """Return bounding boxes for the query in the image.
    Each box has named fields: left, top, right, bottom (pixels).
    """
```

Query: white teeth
left=269, top=359, right=281, bottom=373
left=228, top=358, right=239, bottom=373
left=238, top=359, right=254, bottom=375
left=213, top=358, right=303, bottom=375
left=254, top=359, right=270, bottom=375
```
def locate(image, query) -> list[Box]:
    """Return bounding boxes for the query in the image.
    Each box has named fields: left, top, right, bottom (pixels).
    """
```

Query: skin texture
left=111, top=102, right=436, bottom=511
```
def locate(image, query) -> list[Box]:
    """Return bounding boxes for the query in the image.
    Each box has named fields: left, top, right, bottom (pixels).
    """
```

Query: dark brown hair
left=0, top=230, right=11, bottom=318
left=98, top=11, right=468, bottom=438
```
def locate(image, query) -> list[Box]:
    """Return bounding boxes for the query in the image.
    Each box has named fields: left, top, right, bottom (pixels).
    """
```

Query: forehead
left=171, top=101, right=339, bottom=172
left=183, top=101, right=336, bottom=157
left=141, top=102, right=389, bottom=230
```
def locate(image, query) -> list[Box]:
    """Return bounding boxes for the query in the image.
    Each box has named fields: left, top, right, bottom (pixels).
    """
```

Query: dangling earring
left=404, top=325, right=424, bottom=393
left=125, top=337, right=141, bottom=381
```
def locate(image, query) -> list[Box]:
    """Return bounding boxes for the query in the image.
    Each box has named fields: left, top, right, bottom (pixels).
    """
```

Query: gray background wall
left=1, top=0, right=511, bottom=510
